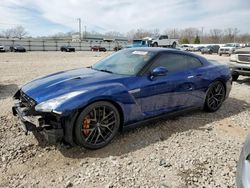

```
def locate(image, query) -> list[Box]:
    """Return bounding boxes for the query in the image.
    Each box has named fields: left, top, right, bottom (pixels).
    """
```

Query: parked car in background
left=244, top=43, right=250, bottom=47
left=9, top=44, right=26, bottom=52
left=91, top=46, right=107, bottom=52
left=218, top=43, right=241, bottom=56
left=201, top=45, right=220, bottom=54
left=114, top=45, right=123, bottom=51
left=187, top=46, right=195, bottom=52
left=236, top=134, right=250, bottom=188
left=229, top=47, right=250, bottom=81
left=151, top=35, right=178, bottom=48
left=0, top=44, right=7, bottom=52
left=194, top=46, right=205, bottom=52
left=179, top=45, right=190, bottom=51
left=60, top=45, right=75, bottom=52
left=12, top=47, right=232, bottom=149
left=126, top=39, right=150, bottom=48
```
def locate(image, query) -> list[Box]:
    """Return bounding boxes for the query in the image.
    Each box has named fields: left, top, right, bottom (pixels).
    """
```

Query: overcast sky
left=0, top=0, right=250, bottom=36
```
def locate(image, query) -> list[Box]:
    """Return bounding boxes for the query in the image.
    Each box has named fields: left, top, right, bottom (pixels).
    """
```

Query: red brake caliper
left=82, top=115, right=91, bottom=136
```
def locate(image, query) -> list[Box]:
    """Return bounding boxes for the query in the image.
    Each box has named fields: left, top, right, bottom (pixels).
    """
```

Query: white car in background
left=218, top=43, right=241, bottom=56
left=151, top=35, right=179, bottom=48
left=0, top=44, right=7, bottom=52
left=229, top=47, right=250, bottom=81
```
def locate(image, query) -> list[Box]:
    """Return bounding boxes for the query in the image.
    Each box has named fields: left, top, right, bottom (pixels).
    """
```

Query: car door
left=139, top=52, right=199, bottom=117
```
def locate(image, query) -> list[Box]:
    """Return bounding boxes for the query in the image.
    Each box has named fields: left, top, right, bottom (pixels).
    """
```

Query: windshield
left=224, top=43, right=234, bottom=47
left=133, top=40, right=142, bottom=44
left=92, top=50, right=156, bottom=75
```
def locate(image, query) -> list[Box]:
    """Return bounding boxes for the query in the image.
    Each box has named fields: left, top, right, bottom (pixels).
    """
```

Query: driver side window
left=150, top=53, right=202, bottom=73
left=150, top=53, right=188, bottom=73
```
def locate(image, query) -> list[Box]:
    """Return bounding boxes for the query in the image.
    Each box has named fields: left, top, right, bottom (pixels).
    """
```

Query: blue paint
left=21, top=48, right=232, bottom=128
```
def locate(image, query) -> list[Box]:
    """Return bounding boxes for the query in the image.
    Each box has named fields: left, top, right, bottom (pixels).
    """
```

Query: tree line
left=1, top=25, right=250, bottom=44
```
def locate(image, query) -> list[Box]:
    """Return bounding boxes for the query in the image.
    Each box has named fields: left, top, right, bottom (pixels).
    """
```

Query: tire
left=232, top=74, right=239, bottom=81
left=153, top=42, right=158, bottom=47
left=236, top=148, right=245, bottom=188
left=204, top=81, right=226, bottom=112
left=74, top=101, right=120, bottom=149
left=219, top=53, right=222, bottom=56
left=172, top=42, right=176, bottom=48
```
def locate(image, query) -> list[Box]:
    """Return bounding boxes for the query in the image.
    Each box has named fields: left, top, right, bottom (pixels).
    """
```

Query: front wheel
left=74, top=101, right=120, bottom=149
left=204, top=81, right=226, bottom=112
left=232, top=74, right=239, bottom=81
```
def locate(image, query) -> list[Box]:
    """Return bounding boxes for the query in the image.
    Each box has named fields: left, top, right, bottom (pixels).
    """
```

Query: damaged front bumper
left=12, top=90, right=64, bottom=144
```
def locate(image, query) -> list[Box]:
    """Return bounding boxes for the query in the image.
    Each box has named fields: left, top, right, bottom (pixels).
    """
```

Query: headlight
left=230, top=54, right=237, bottom=62
left=35, top=91, right=86, bottom=113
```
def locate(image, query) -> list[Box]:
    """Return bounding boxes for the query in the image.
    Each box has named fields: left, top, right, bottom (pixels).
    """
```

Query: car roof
left=123, top=47, right=206, bottom=61
left=124, top=47, right=200, bottom=56
left=124, top=47, right=179, bottom=53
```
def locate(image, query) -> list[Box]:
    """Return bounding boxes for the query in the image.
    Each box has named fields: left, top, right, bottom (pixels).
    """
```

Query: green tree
left=181, top=37, right=189, bottom=44
left=193, top=36, right=201, bottom=44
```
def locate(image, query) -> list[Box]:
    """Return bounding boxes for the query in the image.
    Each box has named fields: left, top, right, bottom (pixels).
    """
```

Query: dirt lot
left=0, top=51, right=250, bottom=188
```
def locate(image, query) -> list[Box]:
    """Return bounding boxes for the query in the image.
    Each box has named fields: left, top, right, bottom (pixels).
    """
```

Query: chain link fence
left=0, top=38, right=128, bottom=51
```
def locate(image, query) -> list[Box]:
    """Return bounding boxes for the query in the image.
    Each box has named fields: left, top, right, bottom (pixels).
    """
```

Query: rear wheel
left=74, top=101, right=120, bottom=149
left=172, top=42, right=176, bottom=48
left=204, top=81, right=226, bottom=112
left=153, top=42, right=158, bottom=47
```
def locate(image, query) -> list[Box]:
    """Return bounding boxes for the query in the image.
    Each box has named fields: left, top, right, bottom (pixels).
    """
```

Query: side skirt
left=122, top=107, right=202, bottom=131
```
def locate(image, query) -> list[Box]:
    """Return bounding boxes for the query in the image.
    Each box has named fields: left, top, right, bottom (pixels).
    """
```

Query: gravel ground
left=0, top=51, right=250, bottom=188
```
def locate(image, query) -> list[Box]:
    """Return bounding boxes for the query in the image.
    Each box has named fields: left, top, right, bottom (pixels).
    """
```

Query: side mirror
left=150, top=66, right=168, bottom=80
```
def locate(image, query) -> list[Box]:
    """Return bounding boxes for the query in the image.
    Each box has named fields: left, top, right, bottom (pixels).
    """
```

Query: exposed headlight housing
left=35, top=91, right=86, bottom=113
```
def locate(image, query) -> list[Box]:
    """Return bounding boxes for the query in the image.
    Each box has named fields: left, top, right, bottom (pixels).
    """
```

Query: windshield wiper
left=98, top=69, right=113, bottom=74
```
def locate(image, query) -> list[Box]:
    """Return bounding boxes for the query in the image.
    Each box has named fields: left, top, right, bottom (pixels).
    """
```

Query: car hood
left=220, top=46, right=235, bottom=49
left=21, top=68, right=128, bottom=103
left=15, top=46, right=25, bottom=49
left=235, top=47, right=250, bottom=54
left=201, top=47, right=210, bottom=51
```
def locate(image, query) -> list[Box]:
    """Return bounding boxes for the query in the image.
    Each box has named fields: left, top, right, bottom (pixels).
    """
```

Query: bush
left=193, top=36, right=201, bottom=44
left=181, top=37, right=189, bottom=44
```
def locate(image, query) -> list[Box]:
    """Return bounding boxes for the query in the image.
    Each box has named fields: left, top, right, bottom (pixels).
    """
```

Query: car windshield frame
left=91, top=49, right=157, bottom=76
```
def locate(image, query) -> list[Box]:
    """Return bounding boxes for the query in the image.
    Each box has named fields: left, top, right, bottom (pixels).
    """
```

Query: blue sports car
left=12, top=48, right=232, bottom=149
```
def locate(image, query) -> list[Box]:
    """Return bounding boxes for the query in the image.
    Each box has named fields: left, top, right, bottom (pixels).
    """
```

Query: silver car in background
left=236, top=134, right=250, bottom=188
left=219, top=43, right=241, bottom=56
left=0, top=44, right=7, bottom=52
left=229, top=47, right=250, bottom=81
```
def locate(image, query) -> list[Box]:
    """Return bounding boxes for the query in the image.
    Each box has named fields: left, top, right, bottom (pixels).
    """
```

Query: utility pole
left=84, top=25, right=87, bottom=40
left=201, top=26, right=204, bottom=43
left=77, top=18, right=82, bottom=41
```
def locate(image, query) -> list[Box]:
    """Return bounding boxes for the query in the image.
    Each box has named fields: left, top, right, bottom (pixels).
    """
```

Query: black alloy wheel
left=75, top=101, right=120, bottom=149
left=204, top=81, right=226, bottom=112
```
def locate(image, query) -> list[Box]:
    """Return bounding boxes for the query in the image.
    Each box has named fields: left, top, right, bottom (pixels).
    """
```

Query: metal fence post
left=28, top=40, right=31, bottom=51
left=55, top=40, right=58, bottom=51
left=42, top=40, right=45, bottom=51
